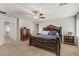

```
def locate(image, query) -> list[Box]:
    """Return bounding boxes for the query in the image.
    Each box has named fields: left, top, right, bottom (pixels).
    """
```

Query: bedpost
left=29, top=35, right=32, bottom=46
left=59, top=27, right=62, bottom=42
left=56, top=38, right=61, bottom=56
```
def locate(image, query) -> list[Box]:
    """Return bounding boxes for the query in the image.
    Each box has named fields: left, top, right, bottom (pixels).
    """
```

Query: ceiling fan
left=27, top=8, right=45, bottom=20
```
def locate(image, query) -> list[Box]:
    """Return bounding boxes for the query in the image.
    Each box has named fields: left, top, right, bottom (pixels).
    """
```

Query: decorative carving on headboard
left=43, top=24, right=60, bottom=31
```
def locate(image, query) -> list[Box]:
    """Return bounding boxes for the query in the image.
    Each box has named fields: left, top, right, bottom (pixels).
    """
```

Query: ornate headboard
left=43, top=24, right=60, bottom=31
left=43, top=24, right=62, bottom=40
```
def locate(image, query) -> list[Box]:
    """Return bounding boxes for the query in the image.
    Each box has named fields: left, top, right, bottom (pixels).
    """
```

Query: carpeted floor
left=0, top=39, right=79, bottom=56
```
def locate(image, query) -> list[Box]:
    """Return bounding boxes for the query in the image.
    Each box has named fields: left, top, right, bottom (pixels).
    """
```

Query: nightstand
left=64, top=36, right=74, bottom=45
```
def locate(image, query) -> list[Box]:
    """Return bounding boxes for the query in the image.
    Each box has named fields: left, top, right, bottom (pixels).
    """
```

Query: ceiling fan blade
left=26, top=15, right=33, bottom=17
left=59, top=3, right=68, bottom=6
left=27, top=13, right=33, bottom=16
left=40, top=16, right=45, bottom=19
left=0, top=11, right=6, bottom=14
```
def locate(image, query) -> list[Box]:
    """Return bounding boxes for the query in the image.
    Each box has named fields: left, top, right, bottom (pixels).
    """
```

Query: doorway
left=35, top=24, right=39, bottom=35
left=4, top=21, right=10, bottom=40
left=4, top=21, right=17, bottom=42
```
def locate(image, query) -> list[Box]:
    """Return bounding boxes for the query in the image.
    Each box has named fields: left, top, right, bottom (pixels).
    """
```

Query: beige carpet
left=0, top=39, right=79, bottom=56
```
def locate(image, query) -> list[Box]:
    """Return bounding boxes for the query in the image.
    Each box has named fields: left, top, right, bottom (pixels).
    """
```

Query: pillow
left=48, top=31, right=59, bottom=35
left=48, top=32, right=53, bottom=35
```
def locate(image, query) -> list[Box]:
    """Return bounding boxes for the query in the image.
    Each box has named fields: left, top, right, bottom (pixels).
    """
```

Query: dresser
left=20, top=27, right=30, bottom=41
left=64, top=36, right=74, bottom=45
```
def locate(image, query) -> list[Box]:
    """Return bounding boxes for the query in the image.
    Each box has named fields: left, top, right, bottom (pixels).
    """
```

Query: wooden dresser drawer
left=64, top=36, right=74, bottom=45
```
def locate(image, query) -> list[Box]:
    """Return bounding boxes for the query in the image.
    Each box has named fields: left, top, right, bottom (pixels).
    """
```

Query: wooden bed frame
left=29, top=24, right=62, bottom=56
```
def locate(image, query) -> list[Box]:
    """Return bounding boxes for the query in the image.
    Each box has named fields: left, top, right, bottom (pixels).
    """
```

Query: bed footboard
left=29, top=36, right=61, bottom=56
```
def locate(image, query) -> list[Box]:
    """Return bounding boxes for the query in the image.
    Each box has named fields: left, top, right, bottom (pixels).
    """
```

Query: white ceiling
left=0, top=3, right=79, bottom=21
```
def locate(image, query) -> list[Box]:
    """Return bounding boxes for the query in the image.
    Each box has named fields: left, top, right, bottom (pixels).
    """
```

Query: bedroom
left=0, top=3, right=79, bottom=56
